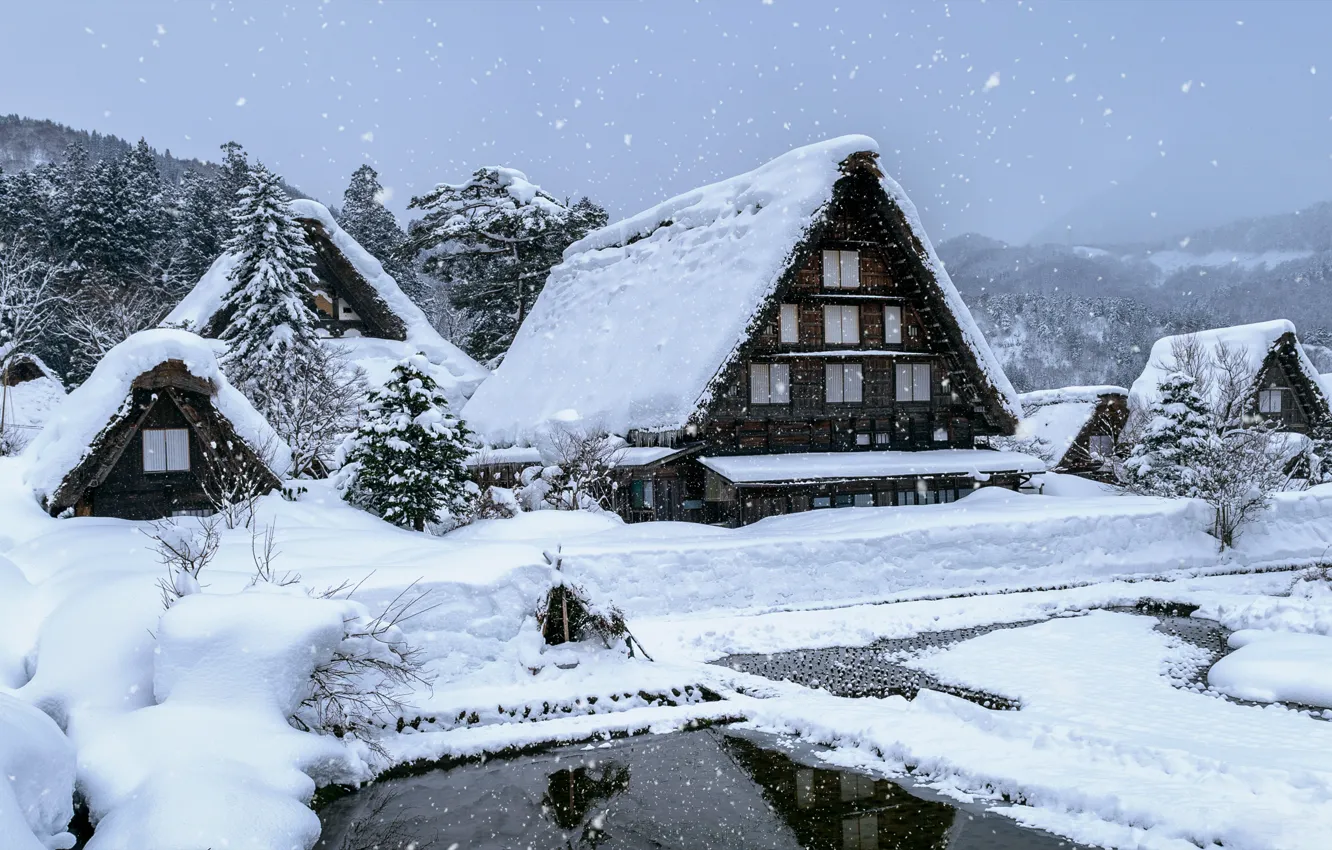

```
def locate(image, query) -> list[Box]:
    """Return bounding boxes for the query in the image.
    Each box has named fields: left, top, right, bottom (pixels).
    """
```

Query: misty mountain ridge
left=940, top=200, right=1332, bottom=392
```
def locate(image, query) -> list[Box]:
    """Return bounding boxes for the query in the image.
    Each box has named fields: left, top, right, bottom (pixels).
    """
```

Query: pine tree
left=406, top=167, right=607, bottom=364
left=217, top=162, right=321, bottom=379
left=63, top=157, right=130, bottom=284
left=337, top=165, right=427, bottom=305
left=214, top=141, right=252, bottom=210
left=1309, top=420, right=1332, bottom=484
left=336, top=356, right=475, bottom=531
left=120, top=138, right=173, bottom=280
left=1121, top=371, right=1217, bottom=497
left=172, top=169, right=226, bottom=284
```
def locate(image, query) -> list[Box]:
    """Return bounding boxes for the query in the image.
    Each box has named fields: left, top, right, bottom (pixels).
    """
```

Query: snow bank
left=1209, top=629, right=1332, bottom=707
left=560, top=488, right=1224, bottom=617
left=21, top=329, right=292, bottom=500
left=464, top=134, right=1019, bottom=443
left=78, top=588, right=368, bottom=850
left=699, top=448, right=1044, bottom=483
left=0, top=693, right=76, bottom=850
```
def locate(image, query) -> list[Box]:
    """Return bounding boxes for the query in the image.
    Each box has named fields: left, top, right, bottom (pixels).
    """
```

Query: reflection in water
left=316, top=730, right=1086, bottom=850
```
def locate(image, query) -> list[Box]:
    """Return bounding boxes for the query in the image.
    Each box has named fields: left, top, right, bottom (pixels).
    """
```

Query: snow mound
left=464, top=134, right=1019, bottom=443
left=78, top=587, right=368, bottom=850
left=1209, top=629, right=1332, bottom=707
left=0, top=693, right=76, bottom=850
left=20, top=329, right=292, bottom=500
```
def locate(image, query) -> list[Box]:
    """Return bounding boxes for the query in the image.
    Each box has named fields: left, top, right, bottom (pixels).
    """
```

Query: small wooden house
left=1129, top=320, right=1332, bottom=434
left=0, top=349, right=65, bottom=449
left=992, top=386, right=1129, bottom=480
left=464, top=136, right=1042, bottom=525
left=22, top=329, right=291, bottom=520
left=163, top=199, right=488, bottom=408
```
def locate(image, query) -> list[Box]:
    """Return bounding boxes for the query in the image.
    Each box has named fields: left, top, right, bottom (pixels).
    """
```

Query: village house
left=463, top=135, right=1043, bottom=526
left=990, top=386, right=1129, bottom=481
left=162, top=198, right=488, bottom=408
left=1129, top=320, right=1332, bottom=435
left=22, top=329, right=290, bottom=520
left=0, top=348, right=65, bottom=450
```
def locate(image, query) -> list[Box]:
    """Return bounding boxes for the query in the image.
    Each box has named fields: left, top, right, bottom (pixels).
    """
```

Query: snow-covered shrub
left=335, top=355, right=475, bottom=531
left=534, top=550, right=645, bottom=662
left=145, top=517, right=220, bottom=607
left=529, top=425, right=621, bottom=511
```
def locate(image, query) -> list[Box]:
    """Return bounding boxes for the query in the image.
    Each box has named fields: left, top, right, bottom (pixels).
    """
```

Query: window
left=822, top=305, right=860, bottom=344
left=883, top=305, right=903, bottom=344
left=1089, top=434, right=1115, bottom=457
left=874, top=432, right=891, bottom=446
left=749, top=363, right=790, bottom=404
left=855, top=433, right=871, bottom=446
left=933, top=426, right=949, bottom=443
left=172, top=508, right=214, bottom=518
left=630, top=480, right=655, bottom=509
left=834, top=493, right=855, bottom=508
left=779, top=304, right=799, bottom=344
left=1258, top=388, right=1284, bottom=414
left=895, top=363, right=932, bottom=402
left=337, top=298, right=361, bottom=321
left=825, top=363, right=863, bottom=403
left=813, top=495, right=832, bottom=509
left=853, top=493, right=874, bottom=507
left=142, top=428, right=190, bottom=473
left=821, top=249, right=860, bottom=289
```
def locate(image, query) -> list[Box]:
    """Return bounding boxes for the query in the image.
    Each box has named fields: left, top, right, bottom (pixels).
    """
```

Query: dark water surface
left=316, top=729, right=1089, bottom=849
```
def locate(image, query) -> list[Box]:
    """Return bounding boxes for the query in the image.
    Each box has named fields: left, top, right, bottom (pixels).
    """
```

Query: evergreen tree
left=336, top=165, right=427, bottom=305
left=0, top=167, right=56, bottom=252
left=1309, top=420, right=1332, bottom=484
left=336, top=355, right=475, bottom=531
left=1121, top=371, right=1217, bottom=497
left=120, top=138, right=173, bottom=279
left=172, top=168, right=226, bottom=284
left=214, top=141, right=252, bottom=210
left=406, top=167, right=607, bottom=364
left=217, top=162, right=321, bottom=386
left=62, top=157, right=130, bottom=284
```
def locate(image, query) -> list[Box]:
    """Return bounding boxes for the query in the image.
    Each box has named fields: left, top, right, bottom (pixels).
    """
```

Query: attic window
left=779, top=304, right=799, bottom=344
left=896, top=363, right=932, bottom=402
left=337, top=298, right=361, bottom=321
left=883, top=305, right=903, bottom=344
left=823, top=305, right=860, bottom=344
left=821, top=249, right=860, bottom=289
left=143, top=428, right=190, bottom=473
left=1258, top=388, right=1284, bottom=415
left=750, top=363, right=791, bottom=405
left=1089, top=434, right=1115, bottom=457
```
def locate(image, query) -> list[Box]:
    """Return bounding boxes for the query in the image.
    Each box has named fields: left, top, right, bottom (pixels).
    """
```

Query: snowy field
left=4, top=458, right=1332, bottom=849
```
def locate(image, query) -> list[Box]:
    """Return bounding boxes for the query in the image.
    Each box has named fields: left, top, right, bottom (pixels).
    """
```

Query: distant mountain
left=0, top=115, right=307, bottom=198
left=940, top=202, right=1332, bottom=391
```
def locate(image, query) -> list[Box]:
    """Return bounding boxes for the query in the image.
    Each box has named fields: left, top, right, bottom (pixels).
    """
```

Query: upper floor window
left=779, top=304, right=799, bottom=344
left=749, top=363, right=791, bottom=405
left=895, top=363, right=932, bottom=402
left=142, top=428, right=190, bottom=473
left=823, top=305, right=860, bottom=344
left=1258, top=388, right=1284, bottom=415
left=883, top=305, right=903, bottom=344
left=1088, top=434, right=1115, bottom=457
left=825, top=363, right=863, bottom=403
left=821, top=249, right=860, bottom=289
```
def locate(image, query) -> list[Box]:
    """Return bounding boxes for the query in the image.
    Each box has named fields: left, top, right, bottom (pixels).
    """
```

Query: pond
left=316, top=728, right=1089, bottom=849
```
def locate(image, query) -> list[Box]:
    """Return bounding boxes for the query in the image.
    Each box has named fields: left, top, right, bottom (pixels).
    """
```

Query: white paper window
left=1089, top=434, right=1115, bottom=457
left=853, top=493, right=875, bottom=507
left=896, top=363, right=932, bottom=402
left=142, top=428, right=190, bottom=473
left=1258, top=388, right=1283, bottom=414
left=855, top=433, right=871, bottom=446
left=749, top=363, right=790, bottom=404
left=779, top=304, right=799, bottom=343
left=821, top=249, right=860, bottom=289
left=883, top=305, right=903, bottom=344
left=933, top=426, right=949, bottom=442
left=822, top=305, right=860, bottom=344
left=825, top=363, right=863, bottom=403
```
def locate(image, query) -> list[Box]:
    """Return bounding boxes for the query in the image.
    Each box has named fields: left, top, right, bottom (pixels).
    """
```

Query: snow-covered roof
left=699, top=449, right=1045, bottom=485
left=463, top=135, right=1019, bottom=444
left=0, top=346, right=58, bottom=383
left=163, top=199, right=487, bottom=404
left=22, top=329, right=293, bottom=501
left=1000, top=386, right=1127, bottom=466
left=1129, top=320, right=1325, bottom=409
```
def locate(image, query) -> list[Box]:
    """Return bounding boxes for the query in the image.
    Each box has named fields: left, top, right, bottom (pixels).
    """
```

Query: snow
left=1129, top=319, right=1324, bottom=409
left=613, top=445, right=691, bottom=467
left=463, top=135, right=1020, bottom=444
left=162, top=200, right=487, bottom=407
left=1145, top=249, right=1313, bottom=276
left=20, top=328, right=292, bottom=498
left=0, top=692, right=75, bottom=850
left=1208, top=629, right=1332, bottom=707
left=699, top=448, right=1045, bottom=484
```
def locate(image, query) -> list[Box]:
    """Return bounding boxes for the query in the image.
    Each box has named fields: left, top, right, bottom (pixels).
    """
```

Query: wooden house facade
left=464, top=136, right=1042, bottom=526
left=23, top=330, right=290, bottom=521
left=992, top=386, right=1130, bottom=482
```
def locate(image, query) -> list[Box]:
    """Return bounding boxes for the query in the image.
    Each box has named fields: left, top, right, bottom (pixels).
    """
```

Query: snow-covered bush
left=335, top=355, right=475, bottom=531
left=145, top=517, right=220, bottom=607
left=524, top=425, right=621, bottom=512
left=534, top=549, right=645, bottom=663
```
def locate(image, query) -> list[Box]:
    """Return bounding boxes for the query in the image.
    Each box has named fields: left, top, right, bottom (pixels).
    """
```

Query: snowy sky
left=4, top=0, right=1327, bottom=245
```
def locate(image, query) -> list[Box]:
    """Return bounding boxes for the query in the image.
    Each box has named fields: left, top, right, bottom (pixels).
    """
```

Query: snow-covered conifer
left=336, top=355, right=474, bottom=531
left=337, top=165, right=427, bottom=305
left=171, top=169, right=226, bottom=284
left=1121, top=371, right=1216, bottom=497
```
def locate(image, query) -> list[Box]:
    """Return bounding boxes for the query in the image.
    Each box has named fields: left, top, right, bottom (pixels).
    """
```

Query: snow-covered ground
left=4, top=454, right=1332, bottom=849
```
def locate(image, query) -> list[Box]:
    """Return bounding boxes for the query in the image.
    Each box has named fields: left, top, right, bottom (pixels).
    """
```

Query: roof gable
left=463, top=136, right=1020, bottom=443
left=998, top=386, right=1128, bottom=466
left=22, top=330, right=292, bottom=509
